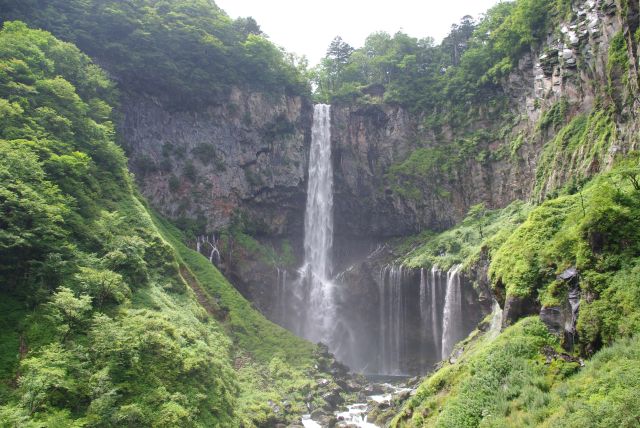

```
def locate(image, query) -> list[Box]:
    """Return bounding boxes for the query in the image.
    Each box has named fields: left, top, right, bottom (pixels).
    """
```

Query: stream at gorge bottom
left=302, top=375, right=415, bottom=428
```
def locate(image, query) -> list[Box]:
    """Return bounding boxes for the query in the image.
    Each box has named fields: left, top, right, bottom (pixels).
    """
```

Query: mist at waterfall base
left=271, top=105, right=486, bottom=375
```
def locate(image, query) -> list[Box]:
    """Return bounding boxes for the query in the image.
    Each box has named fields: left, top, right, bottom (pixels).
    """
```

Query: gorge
left=1, top=0, right=640, bottom=427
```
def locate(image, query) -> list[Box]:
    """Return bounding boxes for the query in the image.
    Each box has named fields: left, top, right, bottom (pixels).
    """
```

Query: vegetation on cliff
left=313, top=0, right=559, bottom=114
left=393, top=316, right=640, bottom=427
left=0, top=22, right=338, bottom=427
left=397, top=201, right=532, bottom=271
left=0, top=0, right=310, bottom=107
left=390, top=136, right=640, bottom=427
left=389, top=126, right=640, bottom=427
left=491, top=156, right=640, bottom=352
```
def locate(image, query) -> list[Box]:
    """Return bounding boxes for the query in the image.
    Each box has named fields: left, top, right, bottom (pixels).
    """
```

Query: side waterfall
left=441, top=265, right=463, bottom=358
left=380, top=263, right=472, bottom=373
left=299, top=104, right=335, bottom=344
left=275, top=268, right=288, bottom=327
left=430, top=266, right=444, bottom=360
left=196, top=234, right=221, bottom=265
left=379, top=265, right=406, bottom=375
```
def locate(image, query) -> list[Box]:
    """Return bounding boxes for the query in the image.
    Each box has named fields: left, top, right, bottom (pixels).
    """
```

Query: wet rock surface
left=301, top=378, right=416, bottom=428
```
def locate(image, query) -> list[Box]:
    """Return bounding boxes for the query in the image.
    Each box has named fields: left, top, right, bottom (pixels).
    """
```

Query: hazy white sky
left=215, top=0, right=504, bottom=65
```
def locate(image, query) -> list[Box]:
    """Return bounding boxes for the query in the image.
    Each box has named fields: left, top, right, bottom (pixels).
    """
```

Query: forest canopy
left=0, top=0, right=310, bottom=107
left=312, top=0, right=559, bottom=112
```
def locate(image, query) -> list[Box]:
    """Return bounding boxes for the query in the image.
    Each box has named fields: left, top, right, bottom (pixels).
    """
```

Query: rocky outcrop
left=539, top=267, right=581, bottom=350
left=122, top=88, right=313, bottom=236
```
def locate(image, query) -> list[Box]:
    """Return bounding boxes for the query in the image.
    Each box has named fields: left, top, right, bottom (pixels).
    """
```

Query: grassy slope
left=150, top=206, right=314, bottom=366
left=398, top=200, right=532, bottom=272
left=393, top=317, right=640, bottom=428
left=148, top=205, right=335, bottom=426
left=390, top=159, right=640, bottom=427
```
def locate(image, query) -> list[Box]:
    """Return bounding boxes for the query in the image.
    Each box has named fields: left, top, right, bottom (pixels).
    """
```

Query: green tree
left=468, top=203, right=487, bottom=238
left=73, top=267, right=129, bottom=308
left=47, top=287, right=92, bottom=340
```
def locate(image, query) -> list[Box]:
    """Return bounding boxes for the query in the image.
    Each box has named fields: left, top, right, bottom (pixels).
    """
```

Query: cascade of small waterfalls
left=376, top=263, right=478, bottom=374
left=419, top=266, right=446, bottom=361
left=196, top=234, right=221, bottom=265
left=298, top=104, right=335, bottom=344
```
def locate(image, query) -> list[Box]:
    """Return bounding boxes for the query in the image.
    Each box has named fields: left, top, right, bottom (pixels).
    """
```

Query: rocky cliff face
left=330, top=0, right=639, bottom=244
left=121, top=0, right=640, bottom=374
left=122, top=88, right=313, bottom=237
left=123, top=0, right=637, bottom=249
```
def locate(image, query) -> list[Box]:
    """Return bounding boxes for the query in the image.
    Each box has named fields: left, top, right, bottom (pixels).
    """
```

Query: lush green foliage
left=534, top=108, right=617, bottom=200
left=394, top=320, right=640, bottom=428
left=0, top=0, right=310, bottom=107
left=0, top=22, right=325, bottom=427
left=313, top=0, right=561, bottom=114
left=150, top=210, right=341, bottom=426
left=538, top=336, right=640, bottom=427
left=491, top=158, right=640, bottom=351
left=0, top=20, right=122, bottom=296
left=398, top=201, right=531, bottom=271
left=393, top=317, right=574, bottom=427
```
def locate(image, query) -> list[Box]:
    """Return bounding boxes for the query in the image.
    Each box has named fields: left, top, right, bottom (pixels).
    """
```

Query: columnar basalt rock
left=122, top=88, right=313, bottom=236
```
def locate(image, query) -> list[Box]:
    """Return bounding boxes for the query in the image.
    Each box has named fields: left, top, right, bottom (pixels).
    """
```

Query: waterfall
left=379, top=264, right=405, bottom=375
left=268, top=103, right=485, bottom=375
left=419, top=268, right=427, bottom=325
left=196, top=234, right=220, bottom=265
left=441, top=265, right=463, bottom=358
left=275, top=268, right=288, bottom=327
left=430, top=266, right=443, bottom=360
left=299, top=104, right=335, bottom=344
left=487, top=300, right=503, bottom=340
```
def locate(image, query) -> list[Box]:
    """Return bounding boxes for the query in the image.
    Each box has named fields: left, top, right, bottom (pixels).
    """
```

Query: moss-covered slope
left=387, top=154, right=640, bottom=427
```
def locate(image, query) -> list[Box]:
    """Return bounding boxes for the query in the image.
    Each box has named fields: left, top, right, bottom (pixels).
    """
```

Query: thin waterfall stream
left=441, top=265, right=463, bottom=358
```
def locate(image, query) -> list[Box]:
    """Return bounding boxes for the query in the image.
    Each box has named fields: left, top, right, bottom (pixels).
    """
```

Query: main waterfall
left=269, top=104, right=488, bottom=376
left=299, top=104, right=335, bottom=343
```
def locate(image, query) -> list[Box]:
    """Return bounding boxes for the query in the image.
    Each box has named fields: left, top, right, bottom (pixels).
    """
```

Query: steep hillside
left=0, top=1, right=316, bottom=283
left=0, top=22, right=347, bottom=427
left=333, top=0, right=640, bottom=424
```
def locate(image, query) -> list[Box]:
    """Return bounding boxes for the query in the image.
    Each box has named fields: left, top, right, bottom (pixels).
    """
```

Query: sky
left=215, top=0, right=504, bottom=65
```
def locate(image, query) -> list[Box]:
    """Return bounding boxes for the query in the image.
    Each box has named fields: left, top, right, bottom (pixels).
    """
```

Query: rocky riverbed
left=300, top=376, right=418, bottom=428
